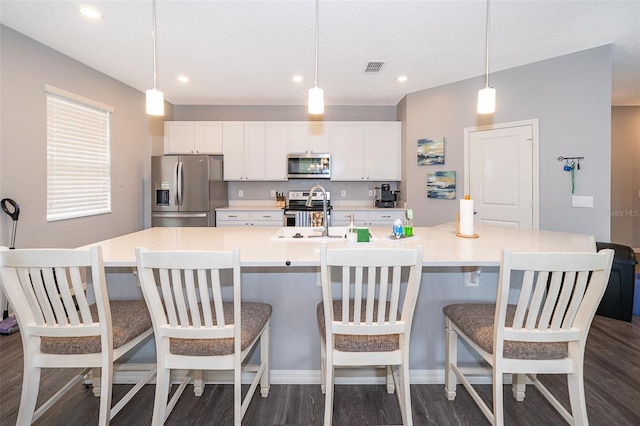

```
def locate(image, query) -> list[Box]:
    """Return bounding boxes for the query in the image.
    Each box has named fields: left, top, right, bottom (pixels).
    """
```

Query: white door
left=464, top=120, right=538, bottom=229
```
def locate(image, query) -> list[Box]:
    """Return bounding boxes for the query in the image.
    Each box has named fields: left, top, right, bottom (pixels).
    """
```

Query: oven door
left=283, top=210, right=296, bottom=226
left=283, top=209, right=331, bottom=227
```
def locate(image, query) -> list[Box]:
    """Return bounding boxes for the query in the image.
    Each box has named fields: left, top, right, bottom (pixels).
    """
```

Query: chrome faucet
left=306, top=184, right=329, bottom=237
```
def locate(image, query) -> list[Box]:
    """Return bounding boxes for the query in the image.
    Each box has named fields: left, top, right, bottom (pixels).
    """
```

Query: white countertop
left=331, top=206, right=406, bottom=211
left=82, top=222, right=595, bottom=268
left=216, top=205, right=284, bottom=211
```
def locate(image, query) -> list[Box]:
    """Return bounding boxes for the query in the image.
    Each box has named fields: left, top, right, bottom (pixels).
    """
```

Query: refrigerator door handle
left=173, top=161, right=179, bottom=205
left=177, top=161, right=184, bottom=206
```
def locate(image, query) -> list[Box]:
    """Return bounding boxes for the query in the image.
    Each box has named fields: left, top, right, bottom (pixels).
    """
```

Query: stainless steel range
left=283, top=190, right=331, bottom=227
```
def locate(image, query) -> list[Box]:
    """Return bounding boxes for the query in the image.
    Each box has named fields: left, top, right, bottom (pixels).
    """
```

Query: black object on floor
left=595, top=241, right=637, bottom=322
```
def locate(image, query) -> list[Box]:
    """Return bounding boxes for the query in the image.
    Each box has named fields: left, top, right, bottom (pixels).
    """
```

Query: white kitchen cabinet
left=331, top=208, right=405, bottom=227
left=287, top=121, right=330, bottom=154
left=365, top=122, right=401, bottom=181
left=330, top=122, right=366, bottom=180
left=366, top=209, right=405, bottom=226
left=223, top=122, right=287, bottom=181
left=216, top=209, right=283, bottom=227
left=223, top=122, right=266, bottom=180
left=330, top=121, right=401, bottom=181
left=331, top=210, right=368, bottom=226
left=265, top=122, right=288, bottom=180
left=244, top=122, right=267, bottom=180
left=164, top=121, right=223, bottom=154
left=222, top=122, right=246, bottom=180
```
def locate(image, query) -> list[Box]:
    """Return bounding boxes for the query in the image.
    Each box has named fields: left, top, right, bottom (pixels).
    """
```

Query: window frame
left=45, top=85, right=114, bottom=222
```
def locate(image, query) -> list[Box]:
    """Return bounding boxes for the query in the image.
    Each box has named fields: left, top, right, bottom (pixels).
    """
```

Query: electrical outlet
left=341, top=190, right=346, bottom=197
left=270, top=190, right=276, bottom=197
left=238, top=190, right=244, bottom=198
left=368, top=190, right=373, bottom=197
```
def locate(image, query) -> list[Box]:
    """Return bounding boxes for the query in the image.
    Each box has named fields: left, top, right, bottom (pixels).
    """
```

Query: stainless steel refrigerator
left=151, top=155, right=228, bottom=227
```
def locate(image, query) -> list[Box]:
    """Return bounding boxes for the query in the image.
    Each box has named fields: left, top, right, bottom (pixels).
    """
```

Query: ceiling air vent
left=364, top=61, right=385, bottom=74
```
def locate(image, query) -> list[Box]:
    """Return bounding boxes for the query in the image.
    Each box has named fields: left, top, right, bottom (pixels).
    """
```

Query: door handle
left=177, top=161, right=184, bottom=205
left=173, top=162, right=179, bottom=205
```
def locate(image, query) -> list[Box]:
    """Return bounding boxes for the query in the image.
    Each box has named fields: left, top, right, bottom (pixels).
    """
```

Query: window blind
left=46, top=87, right=112, bottom=221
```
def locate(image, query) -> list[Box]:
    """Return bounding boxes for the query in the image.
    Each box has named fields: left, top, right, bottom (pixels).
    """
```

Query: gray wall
left=174, top=105, right=397, bottom=122
left=611, top=106, right=640, bottom=248
left=401, top=46, right=612, bottom=242
left=0, top=26, right=165, bottom=248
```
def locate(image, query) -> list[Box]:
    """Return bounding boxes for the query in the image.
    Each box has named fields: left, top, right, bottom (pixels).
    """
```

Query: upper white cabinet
left=221, top=122, right=245, bottom=180
left=222, top=122, right=287, bottom=181
left=164, top=121, right=223, bottom=154
left=265, top=122, right=288, bottom=180
left=365, top=122, right=401, bottom=181
left=287, top=122, right=330, bottom=154
left=167, top=120, right=400, bottom=182
left=330, top=122, right=366, bottom=180
left=331, top=121, right=401, bottom=181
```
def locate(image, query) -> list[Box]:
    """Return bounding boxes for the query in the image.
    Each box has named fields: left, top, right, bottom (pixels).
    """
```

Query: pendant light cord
left=152, top=0, right=158, bottom=90
left=313, top=0, right=319, bottom=88
left=484, top=0, right=491, bottom=88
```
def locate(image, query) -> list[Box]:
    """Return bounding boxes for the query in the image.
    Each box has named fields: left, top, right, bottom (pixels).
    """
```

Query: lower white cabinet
left=332, top=209, right=405, bottom=227
left=216, top=210, right=284, bottom=227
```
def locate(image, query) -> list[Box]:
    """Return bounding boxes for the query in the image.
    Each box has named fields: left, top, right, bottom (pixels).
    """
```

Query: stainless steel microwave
left=287, top=154, right=330, bottom=179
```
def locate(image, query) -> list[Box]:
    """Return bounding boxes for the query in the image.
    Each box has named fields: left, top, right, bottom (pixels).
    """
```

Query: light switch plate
left=571, top=195, right=593, bottom=208
left=341, top=190, right=346, bottom=197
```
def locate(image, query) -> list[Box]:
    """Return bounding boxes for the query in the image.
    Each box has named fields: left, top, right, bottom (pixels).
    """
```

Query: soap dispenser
left=346, top=213, right=357, bottom=243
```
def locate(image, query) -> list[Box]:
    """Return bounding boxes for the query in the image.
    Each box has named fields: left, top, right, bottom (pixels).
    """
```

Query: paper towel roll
left=459, top=198, right=474, bottom=236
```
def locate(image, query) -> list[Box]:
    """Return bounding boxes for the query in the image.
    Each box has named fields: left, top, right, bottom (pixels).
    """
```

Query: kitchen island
left=90, top=222, right=595, bottom=268
left=85, top=223, right=595, bottom=384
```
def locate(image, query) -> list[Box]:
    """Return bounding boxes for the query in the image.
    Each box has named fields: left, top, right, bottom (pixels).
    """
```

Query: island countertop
left=83, top=222, right=595, bottom=268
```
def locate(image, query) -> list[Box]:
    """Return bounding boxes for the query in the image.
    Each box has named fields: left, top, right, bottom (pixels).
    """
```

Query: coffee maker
left=374, top=184, right=399, bottom=208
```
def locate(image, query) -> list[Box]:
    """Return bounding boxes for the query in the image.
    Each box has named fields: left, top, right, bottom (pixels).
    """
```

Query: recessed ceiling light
left=292, top=75, right=303, bottom=83
left=78, top=5, right=104, bottom=20
left=397, top=75, right=408, bottom=82
left=177, top=75, right=190, bottom=83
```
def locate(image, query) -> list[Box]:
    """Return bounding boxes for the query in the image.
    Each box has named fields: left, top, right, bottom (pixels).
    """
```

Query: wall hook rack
left=557, top=156, right=584, bottom=194
left=557, top=156, right=584, bottom=170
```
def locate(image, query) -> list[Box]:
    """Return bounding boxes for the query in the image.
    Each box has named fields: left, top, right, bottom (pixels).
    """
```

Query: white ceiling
left=1, top=0, right=639, bottom=107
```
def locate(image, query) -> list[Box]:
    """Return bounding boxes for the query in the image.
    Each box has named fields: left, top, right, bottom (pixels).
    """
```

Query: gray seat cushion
left=41, top=299, right=152, bottom=354
left=443, top=303, right=568, bottom=360
left=169, top=302, right=272, bottom=356
left=317, top=301, right=399, bottom=353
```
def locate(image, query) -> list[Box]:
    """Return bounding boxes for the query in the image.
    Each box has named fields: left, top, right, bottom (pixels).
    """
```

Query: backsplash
left=227, top=180, right=399, bottom=203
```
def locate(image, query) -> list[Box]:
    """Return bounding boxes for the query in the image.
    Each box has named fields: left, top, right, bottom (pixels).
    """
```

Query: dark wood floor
left=1, top=314, right=639, bottom=425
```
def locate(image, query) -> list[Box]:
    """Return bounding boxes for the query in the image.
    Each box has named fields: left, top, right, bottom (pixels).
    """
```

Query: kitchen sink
left=271, top=227, right=377, bottom=242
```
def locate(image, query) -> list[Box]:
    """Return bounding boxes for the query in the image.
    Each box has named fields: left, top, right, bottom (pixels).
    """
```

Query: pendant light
left=308, top=0, right=324, bottom=115
left=477, top=0, right=496, bottom=114
left=146, top=0, right=164, bottom=116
